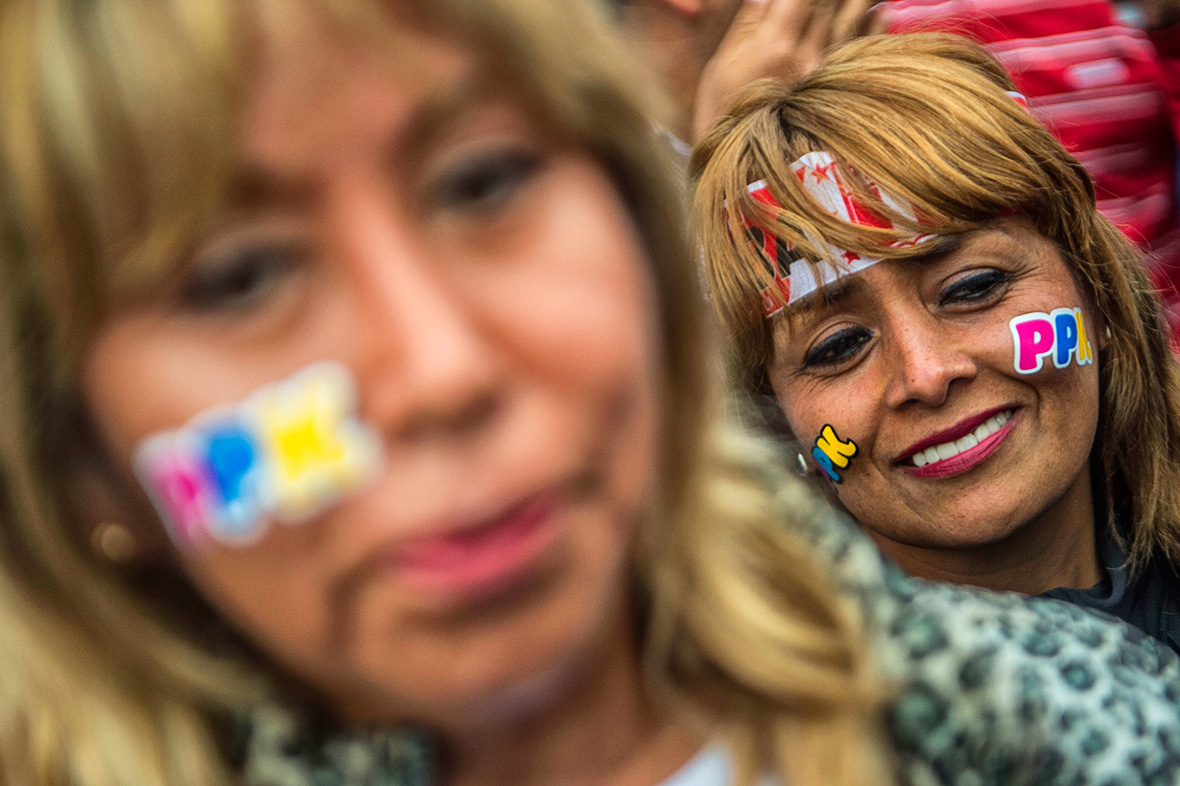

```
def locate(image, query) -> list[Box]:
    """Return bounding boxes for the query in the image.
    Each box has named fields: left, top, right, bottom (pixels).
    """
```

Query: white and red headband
left=741, top=92, right=1028, bottom=317
left=742, top=151, right=935, bottom=317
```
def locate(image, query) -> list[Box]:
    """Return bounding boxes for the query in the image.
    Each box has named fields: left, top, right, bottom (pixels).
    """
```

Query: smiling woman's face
left=80, top=9, right=662, bottom=730
left=769, top=219, right=1100, bottom=568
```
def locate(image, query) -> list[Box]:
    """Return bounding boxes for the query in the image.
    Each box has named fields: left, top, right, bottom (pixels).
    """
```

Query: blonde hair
left=0, top=1, right=888, bottom=785
left=692, top=33, right=1180, bottom=571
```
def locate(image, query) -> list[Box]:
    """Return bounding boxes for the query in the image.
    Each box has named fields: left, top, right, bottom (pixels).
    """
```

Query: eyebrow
left=787, top=273, right=867, bottom=313
left=783, top=229, right=981, bottom=312
left=223, top=70, right=496, bottom=214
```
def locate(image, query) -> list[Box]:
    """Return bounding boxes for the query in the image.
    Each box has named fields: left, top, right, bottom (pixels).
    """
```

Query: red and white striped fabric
left=886, top=0, right=1180, bottom=340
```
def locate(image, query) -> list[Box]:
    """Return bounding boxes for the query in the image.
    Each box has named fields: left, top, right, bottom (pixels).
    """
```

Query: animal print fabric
left=238, top=487, right=1180, bottom=786
left=796, top=485, right=1180, bottom=786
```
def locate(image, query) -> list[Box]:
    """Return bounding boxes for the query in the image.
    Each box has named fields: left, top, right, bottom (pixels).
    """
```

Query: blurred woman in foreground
left=2, top=4, right=1180, bottom=786
left=693, top=33, right=1180, bottom=654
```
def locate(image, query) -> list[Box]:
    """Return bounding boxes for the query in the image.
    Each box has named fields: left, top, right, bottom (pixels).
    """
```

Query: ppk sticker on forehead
left=1010, top=307, right=1094, bottom=374
left=134, top=362, right=383, bottom=550
left=742, top=151, right=935, bottom=318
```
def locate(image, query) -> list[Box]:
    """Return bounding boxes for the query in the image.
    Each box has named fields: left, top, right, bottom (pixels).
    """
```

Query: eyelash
left=179, top=244, right=300, bottom=313
left=938, top=269, right=1012, bottom=307
left=804, top=327, right=873, bottom=368
left=433, top=147, right=543, bottom=214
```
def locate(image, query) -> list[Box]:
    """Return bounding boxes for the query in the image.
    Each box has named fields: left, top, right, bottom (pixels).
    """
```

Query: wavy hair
left=0, top=1, right=889, bottom=784
left=691, top=33, right=1180, bottom=571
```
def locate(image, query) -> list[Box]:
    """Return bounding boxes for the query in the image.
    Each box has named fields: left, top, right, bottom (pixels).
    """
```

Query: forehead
left=243, top=5, right=475, bottom=177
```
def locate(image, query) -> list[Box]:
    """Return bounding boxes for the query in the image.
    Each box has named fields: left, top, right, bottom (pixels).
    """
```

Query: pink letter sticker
left=1010, top=312, right=1056, bottom=374
left=1010, top=307, right=1093, bottom=375
left=134, top=433, right=215, bottom=549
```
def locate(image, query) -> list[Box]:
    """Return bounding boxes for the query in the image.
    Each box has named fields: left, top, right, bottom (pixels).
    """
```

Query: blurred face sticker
left=1009, top=307, right=1093, bottom=375
left=811, top=424, right=858, bottom=483
left=134, top=362, right=383, bottom=550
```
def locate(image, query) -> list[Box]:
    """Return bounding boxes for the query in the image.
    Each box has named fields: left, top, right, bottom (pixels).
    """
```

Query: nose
left=329, top=182, right=504, bottom=445
left=882, top=314, right=977, bottom=410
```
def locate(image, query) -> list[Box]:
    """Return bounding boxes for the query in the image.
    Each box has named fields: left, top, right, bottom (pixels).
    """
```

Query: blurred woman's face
left=82, top=10, right=663, bottom=730
left=768, top=219, right=1100, bottom=558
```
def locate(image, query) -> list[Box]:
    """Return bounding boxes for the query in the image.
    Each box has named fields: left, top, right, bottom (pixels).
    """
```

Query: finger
left=858, top=0, right=893, bottom=36
left=724, top=0, right=775, bottom=41
left=831, top=0, right=877, bottom=43
left=712, top=0, right=774, bottom=59
left=764, top=0, right=817, bottom=38
left=799, top=1, right=836, bottom=55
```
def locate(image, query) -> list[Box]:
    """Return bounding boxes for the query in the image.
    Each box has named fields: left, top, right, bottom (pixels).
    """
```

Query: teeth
left=908, top=410, right=1012, bottom=467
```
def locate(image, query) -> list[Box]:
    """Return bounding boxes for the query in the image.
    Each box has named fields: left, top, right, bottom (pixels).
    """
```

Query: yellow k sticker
left=811, top=424, right=858, bottom=483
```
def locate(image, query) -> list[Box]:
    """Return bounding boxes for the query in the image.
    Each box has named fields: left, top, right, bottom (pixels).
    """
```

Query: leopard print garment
left=800, top=490, right=1180, bottom=786
left=238, top=499, right=1180, bottom=786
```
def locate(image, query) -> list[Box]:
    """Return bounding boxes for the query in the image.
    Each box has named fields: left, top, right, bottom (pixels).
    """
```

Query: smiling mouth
left=906, top=409, right=1015, bottom=468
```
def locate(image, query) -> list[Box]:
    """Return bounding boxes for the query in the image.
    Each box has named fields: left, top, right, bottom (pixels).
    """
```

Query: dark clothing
left=1041, top=508, right=1180, bottom=657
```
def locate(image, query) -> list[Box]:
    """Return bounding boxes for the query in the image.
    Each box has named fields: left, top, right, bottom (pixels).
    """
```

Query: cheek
left=774, top=378, right=868, bottom=483
left=1026, top=360, right=1101, bottom=448
left=184, top=540, right=332, bottom=657
left=85, top=320, right=182, bottom=462
left=84, top=318, right=284, bottom=465
left=465, top=161, right=661, bottom=404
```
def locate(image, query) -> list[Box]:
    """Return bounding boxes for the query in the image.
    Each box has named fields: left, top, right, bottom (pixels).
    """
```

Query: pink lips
left=903, top=414, right=1017, bottom=479
left=391, top=496, right=559, bottom=598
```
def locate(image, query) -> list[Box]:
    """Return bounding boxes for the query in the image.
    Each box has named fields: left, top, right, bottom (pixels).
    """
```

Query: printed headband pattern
left=744, top=151, right=935, bottom=317
left=742, top=94, right=1027, bottom=318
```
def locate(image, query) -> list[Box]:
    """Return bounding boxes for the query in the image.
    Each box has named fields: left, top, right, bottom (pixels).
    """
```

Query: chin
left=863, top=507, right=1031, bottom=552
left=399, top=619, right=607, bottom=734
left=361, top=570, right=627, bottom=732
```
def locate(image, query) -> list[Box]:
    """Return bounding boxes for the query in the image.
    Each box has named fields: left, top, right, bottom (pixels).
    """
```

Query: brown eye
left=435, top=149, right=542, bottom=213
left=938, top=269, right=1011, bottom=307
left=804, top=327, right=872, bottom=368
left=180, top=245, right=298, bottom=312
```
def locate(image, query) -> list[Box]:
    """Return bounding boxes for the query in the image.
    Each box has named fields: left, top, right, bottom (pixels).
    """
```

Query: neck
left=870, top=472, right=1103, bottom=595
left=441, top=617, right=702, bottom=786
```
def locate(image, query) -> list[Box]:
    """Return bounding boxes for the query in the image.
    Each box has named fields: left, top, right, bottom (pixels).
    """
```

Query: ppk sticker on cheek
left=133, top=362, right=383, bottom=550
left=1009, top=307, right=1094, bottom=375
left=811, top=424, right=858, bottom=483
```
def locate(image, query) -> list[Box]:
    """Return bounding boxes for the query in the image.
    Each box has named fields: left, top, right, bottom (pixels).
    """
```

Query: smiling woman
left=693, top=33, right=1180, bottom=653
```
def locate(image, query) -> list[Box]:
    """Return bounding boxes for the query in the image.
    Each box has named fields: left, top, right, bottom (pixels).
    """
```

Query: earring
left=91, top=521, right=138, bottom=564
left=795, top=453, right=809, bottom=476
